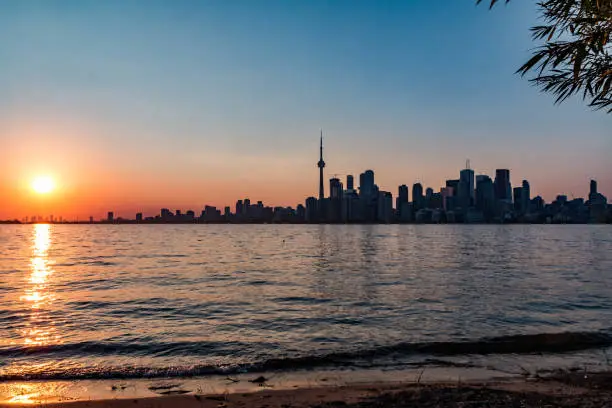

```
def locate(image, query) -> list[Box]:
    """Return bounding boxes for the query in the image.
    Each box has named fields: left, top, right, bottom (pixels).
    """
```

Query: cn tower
left=317, top=130, right=325, bottom=200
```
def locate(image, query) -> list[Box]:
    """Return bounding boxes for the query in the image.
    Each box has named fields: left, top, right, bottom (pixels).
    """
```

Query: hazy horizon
left=1, top=0, right=610, bottom=220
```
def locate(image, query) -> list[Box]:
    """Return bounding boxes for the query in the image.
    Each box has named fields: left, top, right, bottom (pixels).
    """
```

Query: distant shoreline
left=1, top=221, right=611, bottom=225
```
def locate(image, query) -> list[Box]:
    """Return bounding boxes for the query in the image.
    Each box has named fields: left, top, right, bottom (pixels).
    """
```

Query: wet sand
left=1, top=369, right=611, bottom=408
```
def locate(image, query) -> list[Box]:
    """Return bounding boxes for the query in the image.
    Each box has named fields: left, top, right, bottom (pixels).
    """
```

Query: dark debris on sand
left=314, top=386, right=612, bottom=408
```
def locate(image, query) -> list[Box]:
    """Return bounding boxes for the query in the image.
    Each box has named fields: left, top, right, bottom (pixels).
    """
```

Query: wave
left=1, top=329, right=611, bottom=381
left=0, top=340, right=255, bottom=358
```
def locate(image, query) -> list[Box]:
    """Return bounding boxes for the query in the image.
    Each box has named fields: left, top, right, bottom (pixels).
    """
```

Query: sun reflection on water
left=18, top=224, right=59, bottom=347
left=5, top=384, right=40, bottom=404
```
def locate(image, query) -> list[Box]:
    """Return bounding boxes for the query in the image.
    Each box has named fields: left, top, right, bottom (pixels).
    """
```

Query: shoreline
left=0, top=367, right=515, bottom=405
left=1, top=366, right=611, bottom=407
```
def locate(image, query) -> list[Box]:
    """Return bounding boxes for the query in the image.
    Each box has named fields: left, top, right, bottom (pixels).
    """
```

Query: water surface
left=1, top=224, right=611, bottom=380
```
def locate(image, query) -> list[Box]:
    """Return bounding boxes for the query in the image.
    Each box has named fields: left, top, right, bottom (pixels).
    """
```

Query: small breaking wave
left=1, top=329, right=611, bottom=381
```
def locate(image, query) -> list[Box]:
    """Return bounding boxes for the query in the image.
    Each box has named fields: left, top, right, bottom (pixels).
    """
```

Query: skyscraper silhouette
left=317, top=131, right=325, bottom=200
left=459, top=166, right=475, bottom=207
left=522, top=180, right=531, bottom=214
left=346, top=175, right=354, bottom=191
left=412, top=183, right=424, bottom=210
left=494, top=169, right=511, bottom=201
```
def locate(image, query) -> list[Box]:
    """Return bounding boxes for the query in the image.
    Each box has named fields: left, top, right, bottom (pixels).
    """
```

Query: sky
left=1, top=0, right=610, bottom=220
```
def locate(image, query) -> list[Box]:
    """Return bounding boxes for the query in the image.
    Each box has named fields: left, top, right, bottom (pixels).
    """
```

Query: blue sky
left=1, top=0, right=610, bottom=217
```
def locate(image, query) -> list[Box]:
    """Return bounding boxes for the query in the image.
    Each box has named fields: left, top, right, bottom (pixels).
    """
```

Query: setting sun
left=32, top=176, right=55, bottom=194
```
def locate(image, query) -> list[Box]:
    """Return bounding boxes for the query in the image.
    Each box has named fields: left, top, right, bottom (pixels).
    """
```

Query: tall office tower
left=446, top=179, right=460, bottom=192
left=494, top=169, right=511, bottom=201
left=513, top=187, right=524, bottom=213
left=377, top=191, right=393, bottom=223
left=397, top=185, right=409, bottom=205
left=346, top=175, right=354, bottom=191
left=235, top=200, right=243, bottom=216
left=590, top=179, right=598, bottom=199
left=305, top=197, right=318, bottom=223
left=358, top=170, right=376, bottom=221
left=425, top=187, right=433, bottom=199
left=522, top=180, right=531, bottom=213
left=359, top=170, right=375, bottom=197
left=476, top=175, right=495, bottom=220
left=425, top=187, right=434, bottom=209
left=330, top=178, right=343, bottom=199
left=412, top=183, right=424, bottom=210
left=441, top=187, right=454, bottom=211
left=317, top=131, right=326, bottom=200
left=396, top=185, right=409, bottom=220
left=460, top=165, right=475, bottom=206
left=329, top=177, right=344, bottom=222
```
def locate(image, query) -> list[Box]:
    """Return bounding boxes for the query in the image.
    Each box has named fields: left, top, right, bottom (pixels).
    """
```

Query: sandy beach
left=1, top=369, right=611, bottom=408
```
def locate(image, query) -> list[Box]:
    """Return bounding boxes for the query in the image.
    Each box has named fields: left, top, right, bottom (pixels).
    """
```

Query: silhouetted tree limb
left=478, top=0, right=612, bottom=113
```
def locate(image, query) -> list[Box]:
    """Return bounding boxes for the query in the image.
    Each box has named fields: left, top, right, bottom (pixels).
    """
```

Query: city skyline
left=1, top=1, right=611, bottom=220
left=4, top=133, right=609, bottom=224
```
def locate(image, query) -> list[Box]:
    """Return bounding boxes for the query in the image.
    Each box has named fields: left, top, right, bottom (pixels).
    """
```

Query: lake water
left=1, top=224, right=611, bottom=381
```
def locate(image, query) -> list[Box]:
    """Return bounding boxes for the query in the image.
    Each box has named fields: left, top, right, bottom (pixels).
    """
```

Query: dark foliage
left=478, top=0, right=612, bottom=113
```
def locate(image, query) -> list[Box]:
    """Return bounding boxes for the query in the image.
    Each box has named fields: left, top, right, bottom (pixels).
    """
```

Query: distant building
left=412, top=183, right=424, bottom=211
left=330, top=178, right=343, bottom=199
left=136, top=213, right=143, bottom=222
left=377, top=191, right=393, bottom=223
left=161, top=208, right=172, bottom=221
left=296, top=204, right=305, bottom=220
left=243, top=199, right=251, bottom=216
left=359, top=170, right=377, bottom=222
left=446, top=179, right=460, bottom=193
left=425, top=187, right=434, bottom=208
left=522, top=180, right=531, bottom=214
left=475, top=175, right=495, bottom=221
left=398, top=184, right=409, bottom=204
left=107, top=212, right=114, bottom=223
left=343, top=190, right=361, bottom=223
left=329, top=177, right=344, bottom=222
left=459, top=167, right=475, bottom=207
left=532, top=196, right=545, bottom=212
left=494, top=169, right=511, bottom=201
left=587, top=179, right=608, bottom=223
left=396, top=185, right=409, bottom=220
left=430, top=192, right=443, bottom=209
left=359, top=170, right=375, bottom=198
left=235, top=200, right=243, bottom=216
left=305, top=197, right=318, bottom=223
left=346, top=175, right=354, bottom=191
left=513, top=187, right=524, bottom=214
left=441, top=187, right=454, bottom=212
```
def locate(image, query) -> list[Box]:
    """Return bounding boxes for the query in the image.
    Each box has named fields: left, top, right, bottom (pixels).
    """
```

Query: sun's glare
left=32, top=176, right=55, bottom=194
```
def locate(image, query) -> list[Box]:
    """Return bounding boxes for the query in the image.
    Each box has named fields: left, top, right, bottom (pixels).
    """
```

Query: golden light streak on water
left=18, top=224, right=59, bottom=346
